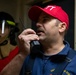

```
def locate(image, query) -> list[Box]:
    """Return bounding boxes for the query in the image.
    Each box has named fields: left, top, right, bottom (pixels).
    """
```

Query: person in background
left=18, top=5, right=76, bottom=75
left=0, top=12, right=27, bottom=75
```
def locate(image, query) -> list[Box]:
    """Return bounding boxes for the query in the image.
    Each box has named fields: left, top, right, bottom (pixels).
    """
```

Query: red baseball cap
left=28, top=5, right=69, bottom=29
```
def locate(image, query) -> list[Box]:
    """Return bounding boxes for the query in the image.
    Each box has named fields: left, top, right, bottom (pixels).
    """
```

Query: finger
left=21, top=28, right=36, bottom=35
left=18, top=34, right=39, bottom=42
left=26, top=34, right=39, bottom=41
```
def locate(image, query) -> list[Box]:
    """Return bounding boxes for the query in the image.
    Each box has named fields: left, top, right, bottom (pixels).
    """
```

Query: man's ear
left=58, top=22, right=67, bottom=32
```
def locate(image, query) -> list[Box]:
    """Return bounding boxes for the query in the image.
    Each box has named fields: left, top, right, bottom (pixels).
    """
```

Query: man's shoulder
left=68, top=48, right=76, bottom=64
left=65, top=50, right=76, bottom=74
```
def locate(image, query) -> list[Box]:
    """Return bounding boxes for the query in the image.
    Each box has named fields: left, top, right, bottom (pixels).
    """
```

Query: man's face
left=36, top=12, right=60, bottom=43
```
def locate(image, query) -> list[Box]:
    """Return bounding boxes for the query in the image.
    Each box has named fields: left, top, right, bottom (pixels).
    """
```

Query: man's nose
left=36, top=23, right=43, bottom=27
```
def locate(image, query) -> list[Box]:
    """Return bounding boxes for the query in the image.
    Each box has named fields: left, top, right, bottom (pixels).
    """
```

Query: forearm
left=0, top=52, right=27, bottom=75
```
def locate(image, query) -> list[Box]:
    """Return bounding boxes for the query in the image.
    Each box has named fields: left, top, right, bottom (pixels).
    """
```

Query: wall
left=0, top=0, right=19, bottom=22
left=0, top=0, right=29, bottom=32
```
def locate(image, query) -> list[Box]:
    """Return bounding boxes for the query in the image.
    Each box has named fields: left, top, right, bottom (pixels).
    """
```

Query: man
left=0, top=12, right=27, bottom=75
left=18, top=5, right=76, bottom=75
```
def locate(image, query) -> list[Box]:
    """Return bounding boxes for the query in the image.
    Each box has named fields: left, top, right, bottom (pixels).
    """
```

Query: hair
left=0, top=12, right=19, bottom=45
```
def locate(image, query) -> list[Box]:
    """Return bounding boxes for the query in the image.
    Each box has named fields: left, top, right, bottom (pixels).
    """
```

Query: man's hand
left=18, top=28, right=39, bottom=55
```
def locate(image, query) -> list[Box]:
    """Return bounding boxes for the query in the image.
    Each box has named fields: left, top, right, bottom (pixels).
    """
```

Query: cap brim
left=28, top=6, right=45, bottom=22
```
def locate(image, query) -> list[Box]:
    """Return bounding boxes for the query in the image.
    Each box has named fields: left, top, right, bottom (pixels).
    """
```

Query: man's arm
left=0, top=29, right=39, bottom=75
left=0, top=52, right=27, bottom=75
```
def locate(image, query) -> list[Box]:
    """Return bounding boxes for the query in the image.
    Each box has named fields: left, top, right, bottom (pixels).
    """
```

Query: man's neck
left=42, top=42, right=65, bottom=56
